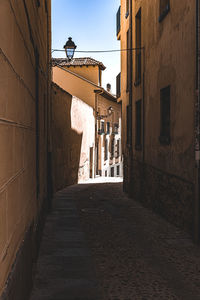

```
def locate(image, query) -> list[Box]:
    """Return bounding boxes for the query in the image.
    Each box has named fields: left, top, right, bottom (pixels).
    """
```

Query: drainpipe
left=194, top=0, right=200, bottom=243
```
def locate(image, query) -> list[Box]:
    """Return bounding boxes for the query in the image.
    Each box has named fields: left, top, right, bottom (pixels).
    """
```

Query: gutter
left=194, top=0, right=200, bottom=242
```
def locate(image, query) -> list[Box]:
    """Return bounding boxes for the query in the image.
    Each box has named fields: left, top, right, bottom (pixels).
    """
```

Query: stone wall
left=130, top=159, right=194, bottom=234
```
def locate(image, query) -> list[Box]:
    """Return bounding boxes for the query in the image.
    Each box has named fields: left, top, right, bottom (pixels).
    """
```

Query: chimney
left=106, top=83, right=111, bottom=93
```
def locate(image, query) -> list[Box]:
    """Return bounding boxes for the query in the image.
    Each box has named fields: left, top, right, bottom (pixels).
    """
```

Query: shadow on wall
left=51, top=83, right=82, bottom=192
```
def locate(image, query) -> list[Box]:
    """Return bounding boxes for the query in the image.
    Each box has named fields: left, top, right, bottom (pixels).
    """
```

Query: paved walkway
left=30, top=186, right=102, bottom=300
left=30, top=181, right=200, bottom=299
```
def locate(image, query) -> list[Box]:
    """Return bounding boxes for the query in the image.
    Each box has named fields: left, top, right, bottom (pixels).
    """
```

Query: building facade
left=0, top=0, right=51, bottom=298
left=95, top=91, right=122, bottom=178
left=117, top=0, right=199, bottom=237
left=52, top=58, right=122, bottom=184
left=51, top=82, right=95, bottom=191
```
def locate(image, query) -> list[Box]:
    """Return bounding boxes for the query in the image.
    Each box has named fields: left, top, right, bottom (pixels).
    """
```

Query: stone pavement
left=29, top=186, right=102, bottom=300
left=30, top=180, right=200, bottom=299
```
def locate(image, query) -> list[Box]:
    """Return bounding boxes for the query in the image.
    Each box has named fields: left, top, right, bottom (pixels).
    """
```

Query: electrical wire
left=51, top=47, right=144, bottom=54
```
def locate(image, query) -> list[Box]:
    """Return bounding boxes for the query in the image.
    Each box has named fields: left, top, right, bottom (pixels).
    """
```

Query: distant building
left=95, top=88, right=122, bottom=178
left=117, top=0, right=199, bottom=238
left=52, top=57, right=122, bottom=186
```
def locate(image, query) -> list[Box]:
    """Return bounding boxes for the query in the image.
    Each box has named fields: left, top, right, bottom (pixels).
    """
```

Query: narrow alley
left=30, top=181, right=200, bottom=300
left=2, top=1, right=200, bottom=299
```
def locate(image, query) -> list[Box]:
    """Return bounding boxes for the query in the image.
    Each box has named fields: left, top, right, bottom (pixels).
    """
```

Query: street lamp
left=63, top=37, right=77, bottom=61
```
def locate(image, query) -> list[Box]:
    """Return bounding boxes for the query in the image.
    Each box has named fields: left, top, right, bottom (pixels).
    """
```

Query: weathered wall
left=0, top=0, right=51, bottom=298
left=119, top=0, right=196, bottom=232
left=51, top=83, right=95, bottom=192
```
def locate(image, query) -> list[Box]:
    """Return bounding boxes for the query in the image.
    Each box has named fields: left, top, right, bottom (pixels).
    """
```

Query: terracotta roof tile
left=52, top=57, right=106, bottom=70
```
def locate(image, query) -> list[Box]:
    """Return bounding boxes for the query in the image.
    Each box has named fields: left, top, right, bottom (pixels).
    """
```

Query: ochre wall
left=63, top=65, right=100, bottom=86
left=0, top=0, right=51, bottom=297
left=53, top=66, right=97, bottom=108
left=132, top=0, right=196, bottom=182
left=119, top=0, right=196, bottom=232
left=117, top=1, right=130, bottom=154
left=51, top=83, right=95, bottom=191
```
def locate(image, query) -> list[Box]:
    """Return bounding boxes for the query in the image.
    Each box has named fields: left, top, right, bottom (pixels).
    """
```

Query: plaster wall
left=53, top=66, right=97, bottom=108
left=0, top=0, right=51, bottom=297
left=119, top=0, right=196, bottom=232
left=63, top=65, right=100, bottom=86
left=51, top=83, right=95, bottom=191
left=132, top=0, right=196, bottom=183
left=117, top=1, right=130, bottom=154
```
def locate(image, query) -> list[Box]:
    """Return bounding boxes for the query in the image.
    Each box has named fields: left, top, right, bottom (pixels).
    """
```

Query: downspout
left=194, top=0, right=200, bottom=243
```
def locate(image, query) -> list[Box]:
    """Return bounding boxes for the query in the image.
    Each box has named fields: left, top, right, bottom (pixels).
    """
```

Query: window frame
left=126, top=29, right=130, bottom=92
left=159, top=85, right=171, bottom=145
left=135, top=99, right=142, bottom=150
left=104, top=138, right=108, bottom=161
left=135, top=8, right=142, bottom=86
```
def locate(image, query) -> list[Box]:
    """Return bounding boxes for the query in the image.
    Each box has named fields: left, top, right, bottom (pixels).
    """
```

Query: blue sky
left=52, top=0, right=120, bottom=93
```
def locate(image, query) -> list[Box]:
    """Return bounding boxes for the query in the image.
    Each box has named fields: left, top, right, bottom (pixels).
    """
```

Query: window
left=98, top=120, right=105, bottom=135
left=127, top=30, right=131, bottom=91
left=135, top=100, right=142, bottom=149
left=159, top=0, right=170, bottom=22
left=135, top=8, right=141, bottom=85
left=105, top=139, right=108, bottom=161
left=45, top=0, right=48, bottom=13
left=159, top=86, right=170, bottom=145
left=126, top=0, right=129, bottom=18
left=113, top=123, right=119, bottom=134
left=99, top=68, right=102, bottom=86
left=110, top=137, right=115, bottom=159
left=126, top=105, right=132, bottom=145
left=106, top=122, right=110, bottom=134
left=117, top=165, right=120, bottom=176
left=116, top=140, right=120, bottom=158
left=111, top=167, right=115, bottom=177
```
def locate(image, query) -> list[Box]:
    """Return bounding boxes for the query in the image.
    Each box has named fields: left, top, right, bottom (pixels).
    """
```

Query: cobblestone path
left=30, top=182, right=200, bottom=299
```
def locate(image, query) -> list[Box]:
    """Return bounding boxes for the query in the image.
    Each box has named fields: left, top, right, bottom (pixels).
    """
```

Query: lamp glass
left=64, top=37, right=77, bottom=61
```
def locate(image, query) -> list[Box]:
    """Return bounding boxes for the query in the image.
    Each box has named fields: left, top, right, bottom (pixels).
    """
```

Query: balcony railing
left=116, top=6, right=121, bottom=36
left=116, top=72, right=121, bottom=98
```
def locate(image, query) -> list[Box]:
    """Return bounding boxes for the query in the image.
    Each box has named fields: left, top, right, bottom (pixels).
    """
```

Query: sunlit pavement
left=30, top=180, right=200, bottom=300
left=79, top=176, right=123, bottom=184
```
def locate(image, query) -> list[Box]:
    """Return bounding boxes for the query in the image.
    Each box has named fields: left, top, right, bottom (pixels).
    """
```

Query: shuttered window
left=135, top=100, right=142, bottom=149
